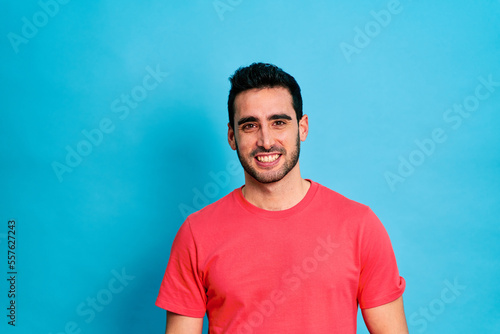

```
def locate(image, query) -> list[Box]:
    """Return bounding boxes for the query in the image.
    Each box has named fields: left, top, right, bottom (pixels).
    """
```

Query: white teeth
left=257, top=154, right=280, bottom=162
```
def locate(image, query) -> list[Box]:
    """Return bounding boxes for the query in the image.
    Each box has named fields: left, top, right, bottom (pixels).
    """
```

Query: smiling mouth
left=256, top=154, right=281, bottom=163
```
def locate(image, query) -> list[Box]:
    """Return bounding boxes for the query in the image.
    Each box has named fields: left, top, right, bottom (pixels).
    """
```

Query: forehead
left=234, top=87, right=296, bottom=121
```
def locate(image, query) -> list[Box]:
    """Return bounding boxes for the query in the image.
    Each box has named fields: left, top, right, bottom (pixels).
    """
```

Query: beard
left=235, top=132, right=301, bottom=184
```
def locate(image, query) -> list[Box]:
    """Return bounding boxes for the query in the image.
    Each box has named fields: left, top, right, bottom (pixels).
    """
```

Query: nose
left=256, top=125, right=274, bottom=150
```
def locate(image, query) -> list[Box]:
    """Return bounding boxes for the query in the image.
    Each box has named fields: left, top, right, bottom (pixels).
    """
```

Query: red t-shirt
left=156, top=180, right=405, bottom=333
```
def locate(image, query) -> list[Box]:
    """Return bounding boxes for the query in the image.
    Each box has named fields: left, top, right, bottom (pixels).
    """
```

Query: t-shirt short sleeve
left=357, top=208, right=405, bottom=309
left=155, top=218, right=207, bottom=317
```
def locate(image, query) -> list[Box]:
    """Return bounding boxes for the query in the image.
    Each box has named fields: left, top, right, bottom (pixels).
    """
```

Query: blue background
left=2, top=0, right=499, bottom=333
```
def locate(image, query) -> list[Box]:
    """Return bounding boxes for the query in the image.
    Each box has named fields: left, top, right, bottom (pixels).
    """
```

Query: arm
left=361, top=296, right=409, bottom=334
left=165, top=311, right=203, bottom=334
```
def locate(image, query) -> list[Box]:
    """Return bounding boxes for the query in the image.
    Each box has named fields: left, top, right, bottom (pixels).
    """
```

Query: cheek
left=237, top=133, right=256, bottom=145
left=279, top=131, right=297, bottom=144
left=234, top=136, right=252, bottom=152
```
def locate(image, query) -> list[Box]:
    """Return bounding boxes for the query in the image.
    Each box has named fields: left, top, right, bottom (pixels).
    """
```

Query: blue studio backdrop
left=2, top=0, right=499, bottom=333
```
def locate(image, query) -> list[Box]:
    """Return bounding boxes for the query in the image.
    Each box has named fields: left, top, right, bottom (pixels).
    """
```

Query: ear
left=228, top=123, right=237, bottom=150
left=298, top=114, right=309, bottom=142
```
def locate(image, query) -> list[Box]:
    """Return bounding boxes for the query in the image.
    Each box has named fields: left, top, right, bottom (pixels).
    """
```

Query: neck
left=242, top=163, right=310, bottom=211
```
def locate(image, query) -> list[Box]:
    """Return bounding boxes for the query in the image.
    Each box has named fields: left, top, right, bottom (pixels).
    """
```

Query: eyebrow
left=237, top=114, right=293, bottom=126
left=269, top=114, right=292, bottom=121
left=237, top=116, right=258, bottom=126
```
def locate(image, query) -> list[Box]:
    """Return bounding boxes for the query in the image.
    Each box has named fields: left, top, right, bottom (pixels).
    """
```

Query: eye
left=273, top=120, right=286, bottom=126
left=241, top=123, right=256, bottom=130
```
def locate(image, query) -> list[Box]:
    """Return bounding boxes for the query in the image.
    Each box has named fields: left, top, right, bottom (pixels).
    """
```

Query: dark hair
left=227, top=62, right=302, bottom=128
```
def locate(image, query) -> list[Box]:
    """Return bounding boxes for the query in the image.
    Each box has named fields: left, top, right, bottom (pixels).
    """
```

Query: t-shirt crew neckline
left=234, top=179, right=319, bottom=219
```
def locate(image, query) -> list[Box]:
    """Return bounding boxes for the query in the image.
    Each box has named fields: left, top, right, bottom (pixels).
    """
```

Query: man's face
left=228, top=87, right=308, bottom=184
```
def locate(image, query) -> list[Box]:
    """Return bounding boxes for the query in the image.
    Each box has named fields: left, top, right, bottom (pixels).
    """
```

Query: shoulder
left=186, top=188, right=241, bottom=228
left=309, top=181, right=383, bottom=235
left=312, top=181, right=371, bottom=214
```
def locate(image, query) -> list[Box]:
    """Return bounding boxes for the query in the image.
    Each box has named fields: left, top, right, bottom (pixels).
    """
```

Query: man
left=156, top=63, right=408, bottom=333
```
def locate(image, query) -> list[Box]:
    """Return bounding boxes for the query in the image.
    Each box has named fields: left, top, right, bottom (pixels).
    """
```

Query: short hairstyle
left=227, top=62, right=303, bottom=128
